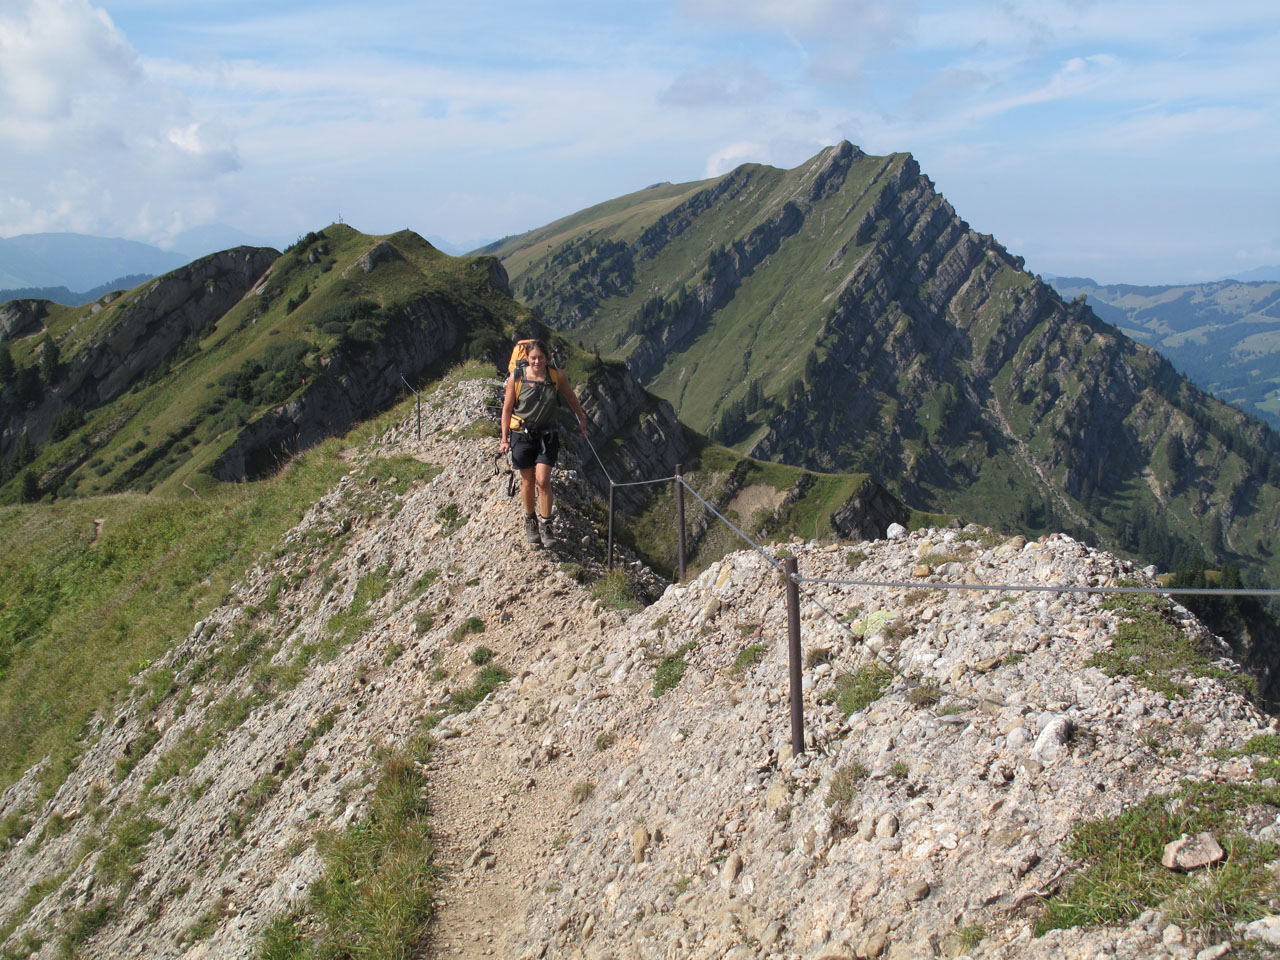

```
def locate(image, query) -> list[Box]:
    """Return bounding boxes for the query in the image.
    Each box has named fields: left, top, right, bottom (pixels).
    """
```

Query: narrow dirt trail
left=417, top=569, right=597, bottom=960
left=390, top=397, right=611, bottom=959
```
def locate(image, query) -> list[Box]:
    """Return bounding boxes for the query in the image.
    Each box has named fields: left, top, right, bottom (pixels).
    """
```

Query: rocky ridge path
left=0, top=377, right=635, bottom=959
left=3, top=375, right=1280, bottom=959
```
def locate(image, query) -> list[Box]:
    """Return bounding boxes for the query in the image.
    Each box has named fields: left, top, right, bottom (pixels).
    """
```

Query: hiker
left=498, top=340, right=588, bottom=547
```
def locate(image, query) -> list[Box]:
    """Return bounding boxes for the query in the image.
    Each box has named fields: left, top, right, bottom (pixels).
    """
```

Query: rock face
left=61, top=248, right=279, bottom=411
left=569, top=358, right=691, bottom=513
left=0, top=299, right=47, bottom=342
left=213, top=295, right=461, bottom=481
left=1, top=379, right=1275, bottom=960
left=831, top=476, right=909, bottom=540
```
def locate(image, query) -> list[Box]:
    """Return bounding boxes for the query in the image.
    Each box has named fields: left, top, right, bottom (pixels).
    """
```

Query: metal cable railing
left=568, top=432, right=1280, bottom=754
left=792, top=575, right=1280, bottom=598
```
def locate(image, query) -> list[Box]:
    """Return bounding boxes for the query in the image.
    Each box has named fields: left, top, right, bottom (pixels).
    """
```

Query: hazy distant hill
left=487, top=141, right=1280, bottom=587
left=0, top=233, right=187, bottom=291
left=1222, top=265, right=1280, bottom=283
left=0, top=274, right=156, bottom=307
left=1048, top=276, right=1280, bottom=429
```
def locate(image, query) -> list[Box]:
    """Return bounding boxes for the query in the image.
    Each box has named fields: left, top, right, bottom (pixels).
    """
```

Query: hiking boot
left=538, top=516, right=557, bottom=548
left=523, top=514, right=541, bottom=543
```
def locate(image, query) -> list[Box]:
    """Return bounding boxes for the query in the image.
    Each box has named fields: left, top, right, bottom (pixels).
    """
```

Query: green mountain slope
left=1048, top=276, right=1280, bottom=428
left=489, top=142, right=1280, bottom=586
left=0, top=226, right=524, bottom=502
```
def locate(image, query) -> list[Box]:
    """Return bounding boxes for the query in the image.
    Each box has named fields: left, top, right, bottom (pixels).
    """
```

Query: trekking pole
left=785, top=556, right=805, bottom=756
left=675, top=464, right=686, bottom=582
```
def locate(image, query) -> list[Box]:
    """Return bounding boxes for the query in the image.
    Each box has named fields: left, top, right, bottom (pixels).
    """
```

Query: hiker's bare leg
left=520, top=468, right=537, bottom=515
left=535, top=463, right=554, bottom=519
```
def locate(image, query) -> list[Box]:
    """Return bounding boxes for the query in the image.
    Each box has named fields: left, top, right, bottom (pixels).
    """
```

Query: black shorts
left=511, top=429, right=560, bottom=470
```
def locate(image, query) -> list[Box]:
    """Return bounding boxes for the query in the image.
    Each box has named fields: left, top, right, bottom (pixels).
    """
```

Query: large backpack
left=507, top=339, right=563, bottom=430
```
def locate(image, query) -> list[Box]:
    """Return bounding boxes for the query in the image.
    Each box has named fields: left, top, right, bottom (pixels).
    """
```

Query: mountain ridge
left=488, top=142, right=1280, bottom=591
left=1046, top=275, right=1280, bottom=429
left=2, top=378, right=1277, bottom=958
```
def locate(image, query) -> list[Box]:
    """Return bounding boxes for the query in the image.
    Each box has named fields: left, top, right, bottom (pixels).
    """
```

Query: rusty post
left=607, top=482, right=615, bottom=570
left=785, top=556, right=804, bottom=755
left=675, top=463, right=686, bottom=583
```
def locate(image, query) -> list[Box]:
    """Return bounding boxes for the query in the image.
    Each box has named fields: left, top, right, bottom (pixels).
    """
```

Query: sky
left=1, top=0, right=1278, bottom=285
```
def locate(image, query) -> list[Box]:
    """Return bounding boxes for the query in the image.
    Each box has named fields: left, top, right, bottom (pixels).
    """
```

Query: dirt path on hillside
left=384, top=384, right=620, bottom=959
left=414, top=539, right=596, bottom=959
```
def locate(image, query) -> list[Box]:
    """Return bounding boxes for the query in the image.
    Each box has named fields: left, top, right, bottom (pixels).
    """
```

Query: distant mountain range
left=0, top=275, right=159, bottom=307
left=1219, top=265, right=1280, bottom=283
left=0, top=233, right=189, bottom=292
left=1046, top=275, right=1280, bottom=429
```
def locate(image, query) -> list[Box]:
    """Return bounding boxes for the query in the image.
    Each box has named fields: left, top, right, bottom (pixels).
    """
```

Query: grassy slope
left=0, top=365, right=481, bottom=801
left=0, top=219, right=541, bottom=797
left=492, top=179, right=718, bottom=280
left=4, top=226, right=523, bottom=503
left=496, top=149, right=907, bottom=440
left=0, top=439, right=346, bottom=797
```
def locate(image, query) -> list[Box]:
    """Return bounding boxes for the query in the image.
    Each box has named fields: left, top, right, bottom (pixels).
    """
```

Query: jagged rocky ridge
left=494, top=142, right=1280, bottom=592
left=2, top=380, right=1279, bottom=959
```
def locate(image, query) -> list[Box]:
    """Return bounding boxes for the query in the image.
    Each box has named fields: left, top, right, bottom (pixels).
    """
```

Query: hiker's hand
left=499, top=439, right=510, bottom=454
left=578, top=418, right=588, bottom=438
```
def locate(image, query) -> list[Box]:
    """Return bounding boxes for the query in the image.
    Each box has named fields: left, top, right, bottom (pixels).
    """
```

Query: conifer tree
left=39, top=337, right=60, bottom=385
left=20, top=469, right=38, bottom=503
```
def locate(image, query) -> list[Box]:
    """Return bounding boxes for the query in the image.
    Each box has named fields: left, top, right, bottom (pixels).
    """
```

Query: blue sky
left=1, top=0, right=1277, bottom=284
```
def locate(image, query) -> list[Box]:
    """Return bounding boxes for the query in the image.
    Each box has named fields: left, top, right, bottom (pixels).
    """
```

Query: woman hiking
left=498, top=340, right=588, bottom=547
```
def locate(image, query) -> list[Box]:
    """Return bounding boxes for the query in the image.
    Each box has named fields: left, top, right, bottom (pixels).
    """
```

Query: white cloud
left=0, top=0, right=138, bottom=137
left=0, top=0, right=239, bottom=242
left=705, top=141, right=766, bottom=177
left=678, top=0, right=916, bottom=86
left=0, top=0, right=1276, bottom=281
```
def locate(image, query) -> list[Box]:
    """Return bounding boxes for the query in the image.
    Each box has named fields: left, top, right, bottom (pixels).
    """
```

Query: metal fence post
left=675, top=464, right=686, bottom=583
left=785, top=556, right=805, bottom=755
left=607, top=482, right=616, bottom=570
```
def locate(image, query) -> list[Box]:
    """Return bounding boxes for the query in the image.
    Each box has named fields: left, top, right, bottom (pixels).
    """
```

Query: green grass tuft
left=255, top=734, right=436, bottom=960
left=1037, top=780, right=1280, bottom=942
left=1088, top=590, right=1245, bottom=700
left=653, top=642, right=696, bottom=697
left=732, top=644, right=767, bottom=675
left=821, top=664, right=894, bottom=717
left=591, top=569, right=642, bottom=612
left=824, top=762, right=868, bottom=807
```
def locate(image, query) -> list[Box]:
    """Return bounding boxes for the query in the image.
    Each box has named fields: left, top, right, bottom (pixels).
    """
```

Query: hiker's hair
left=525, top=339, right=551, bottom=359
